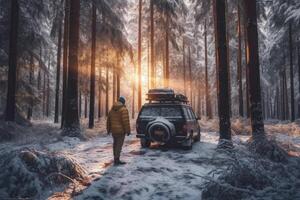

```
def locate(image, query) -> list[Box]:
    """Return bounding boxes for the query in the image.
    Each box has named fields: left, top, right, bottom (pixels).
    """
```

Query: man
left=107, top=96, right=131, bottom=165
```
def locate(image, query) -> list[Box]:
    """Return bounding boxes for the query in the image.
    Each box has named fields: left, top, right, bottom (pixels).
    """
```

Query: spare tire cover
left=146, top=117, right=175, bottom=143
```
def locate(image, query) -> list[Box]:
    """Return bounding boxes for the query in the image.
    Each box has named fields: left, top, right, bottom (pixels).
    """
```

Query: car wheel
left=194, top=131, right=201, bottom=142
left=141, top=138, right=151, bottom=148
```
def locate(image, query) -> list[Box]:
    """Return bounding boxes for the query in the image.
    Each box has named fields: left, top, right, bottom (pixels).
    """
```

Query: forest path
left=65, top=132, right=224, bottom=200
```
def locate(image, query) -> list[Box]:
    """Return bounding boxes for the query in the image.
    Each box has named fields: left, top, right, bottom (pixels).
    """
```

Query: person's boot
left=114, top=158, right=126, bottom=165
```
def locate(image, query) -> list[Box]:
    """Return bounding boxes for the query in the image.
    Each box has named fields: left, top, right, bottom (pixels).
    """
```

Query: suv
left=136, top=89, right=201, bottom=149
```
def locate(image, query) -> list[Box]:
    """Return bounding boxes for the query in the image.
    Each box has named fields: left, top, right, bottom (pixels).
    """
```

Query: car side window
left=183, top=107, right=190, bottom=120
left=187, top=108, right=196, bottom=120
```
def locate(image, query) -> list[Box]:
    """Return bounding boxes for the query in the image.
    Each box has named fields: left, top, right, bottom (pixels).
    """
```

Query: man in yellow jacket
left=107, top=96, right=131, bottom=165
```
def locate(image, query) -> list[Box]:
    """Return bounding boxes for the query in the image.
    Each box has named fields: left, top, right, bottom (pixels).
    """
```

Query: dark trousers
left=112, top=134, right=125, bottom=160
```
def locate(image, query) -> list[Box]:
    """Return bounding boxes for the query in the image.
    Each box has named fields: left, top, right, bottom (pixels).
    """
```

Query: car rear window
left=140, top=106, right=183, bottom=118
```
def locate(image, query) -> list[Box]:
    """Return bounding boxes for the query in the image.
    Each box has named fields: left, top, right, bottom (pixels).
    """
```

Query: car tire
left=141, top=138, right=151, bottom=148
left=194, top=131, right=201, bottom=142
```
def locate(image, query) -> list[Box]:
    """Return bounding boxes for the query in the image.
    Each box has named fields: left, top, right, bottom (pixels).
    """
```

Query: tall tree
left=137, top=0, right=142, bottom=110
left=288, top=22, right=295, bottom=122
left=183, top=40, right=186, bottom=95
left=298, top=39, right=300, bottom=118
left=62, top=0, right=81, bottom=136
left=204, top=20, right=212, bottom=119
left=244, top=0, right=265, bottom=139
left=150, top=0, right=155, bottom=88
left=214, top=0, right=231, bottom=141
left=165, top=11, right=170, bottom=88
left=89, top=2, right=97, bottom=129
left=5, top=0, right=19, bottom=121
left=27, top=53, right=34, bottom=120
left=61, top=0, right=70, bottom=128
left=54, top=17, right=63, bottom=123
left=237, top=4, right=244, bottom=117
left=188, top=46, right=192, bottom=104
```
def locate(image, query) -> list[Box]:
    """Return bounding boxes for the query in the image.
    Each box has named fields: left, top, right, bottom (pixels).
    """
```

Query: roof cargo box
left=146, top=88, right=188, bottom=104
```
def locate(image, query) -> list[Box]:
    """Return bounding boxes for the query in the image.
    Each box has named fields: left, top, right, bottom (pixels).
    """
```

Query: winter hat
left=119, top=96, right=126, bottom=105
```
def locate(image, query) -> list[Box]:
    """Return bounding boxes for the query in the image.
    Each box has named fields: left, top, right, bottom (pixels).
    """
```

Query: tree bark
left=244, top=0, right=265, bottom=139
left=237, top=4, right=244, bottom=117
left=54, top=17, right=63, bottom=123
left=116, top=53, right=121, bottom=98
left=183, top=40, right=186, bottom=95
left=89, top=3, right=96, bottom=129
left=204, top=20, right=212, bottom=119
left=214, top=0, right=231, bottom=140
left=27, top=53, right=34, bottom=120
left=46, top=57, right=50, bottom=118
left=62, top=0, right=81, bottom=136
left=98, top=68, right=102, bottom=119
left=150, top=0, right=155, bottom=88
left=138, top=0, right=142, bottom=109
left=288, top=22, right=295, bottom=121
left=105, top=64, right=109, bottom=117
left=188, top=46, right=192, bottom=105
left=297, top=39, right=300, bottom=118
left=61, top=0, right=70, bottom=128
left=5, top=0, right=19, bottom=121
left=165, top=13, right=170, bottom=88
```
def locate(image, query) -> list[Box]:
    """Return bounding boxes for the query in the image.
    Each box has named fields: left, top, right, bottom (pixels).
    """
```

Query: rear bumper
left=136, top=133, right=191, bottom=143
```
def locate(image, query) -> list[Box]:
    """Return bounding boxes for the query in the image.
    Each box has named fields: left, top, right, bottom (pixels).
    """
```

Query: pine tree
left=61, top=0, right=70, bottom=128
left=137, top=0, right=142, bottom=110
left=214, top=0, right=231, bottom=141
left=204, top=20, right=212, bottom=119
left=89, top=2, right=97, bottom=129
left=54, top=17, right=63, bottom=123
left=62, top=0, right=81, bottom=137
left=5, top=0, right=19, bottom=121
left=244, top=0, right=265, bottom=139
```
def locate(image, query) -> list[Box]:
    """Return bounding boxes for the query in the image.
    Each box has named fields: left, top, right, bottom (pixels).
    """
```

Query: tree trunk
left=288, top=22, right=295, bottom=121
left=183, top=40, right=186, bottom=95
left=138, top=0, right=142, bottom=110
left=188, top=46, right=192, bottom=104
left=150, top=0, right=155, bottom=88
left=214, top=0, right=231, bottom=141
left=105, top=65, right=109, bottom=117
left=84, top=95, right=88, bottom=118
left=198, top=80, right=202, bottom=118
left=54, top=17, right=63, bottom=123
left=244, top=21, right=250, bottom=118
left=61, top=0, right=70, bottom=128
left=132, top=63, right=136, bottom=119
left=27, top=53, right=34, bottom=120
left=5, top=0, right=19, bottom=121
left=165, top=13, right=170, bottom=88
left=244, top=0, right=265, bottom=138
left=46, top=57, right=50, bottom=118
left=116, top=53, right=121, bottom=98
left=98, top=68, right=102, bottom=119
left=204, top=20, right=212, bottom=119
left=297, top=39, right=300, bottom=118
left=237, top=4, right=244, bottom=117
left=43, top=70, right=46, bottom=116
left=62, top=0, right=81, bottom=136
left=89, top=3, right=96, bottom=129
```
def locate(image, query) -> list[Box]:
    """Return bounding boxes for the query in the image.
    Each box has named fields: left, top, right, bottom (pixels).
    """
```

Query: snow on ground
left=0, top=119, right=300, bottom=199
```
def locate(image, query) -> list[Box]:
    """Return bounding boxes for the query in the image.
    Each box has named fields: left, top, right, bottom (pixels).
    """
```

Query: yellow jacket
left=107, top=102, right=131, bottom=135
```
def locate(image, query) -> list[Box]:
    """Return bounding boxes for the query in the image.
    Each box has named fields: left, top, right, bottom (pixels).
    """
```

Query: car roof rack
left=146, top=88, right=189, bottom=104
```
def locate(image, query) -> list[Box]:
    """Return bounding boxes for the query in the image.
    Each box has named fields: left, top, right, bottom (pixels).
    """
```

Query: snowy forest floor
left=0, top=118, right=300, bottom=199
